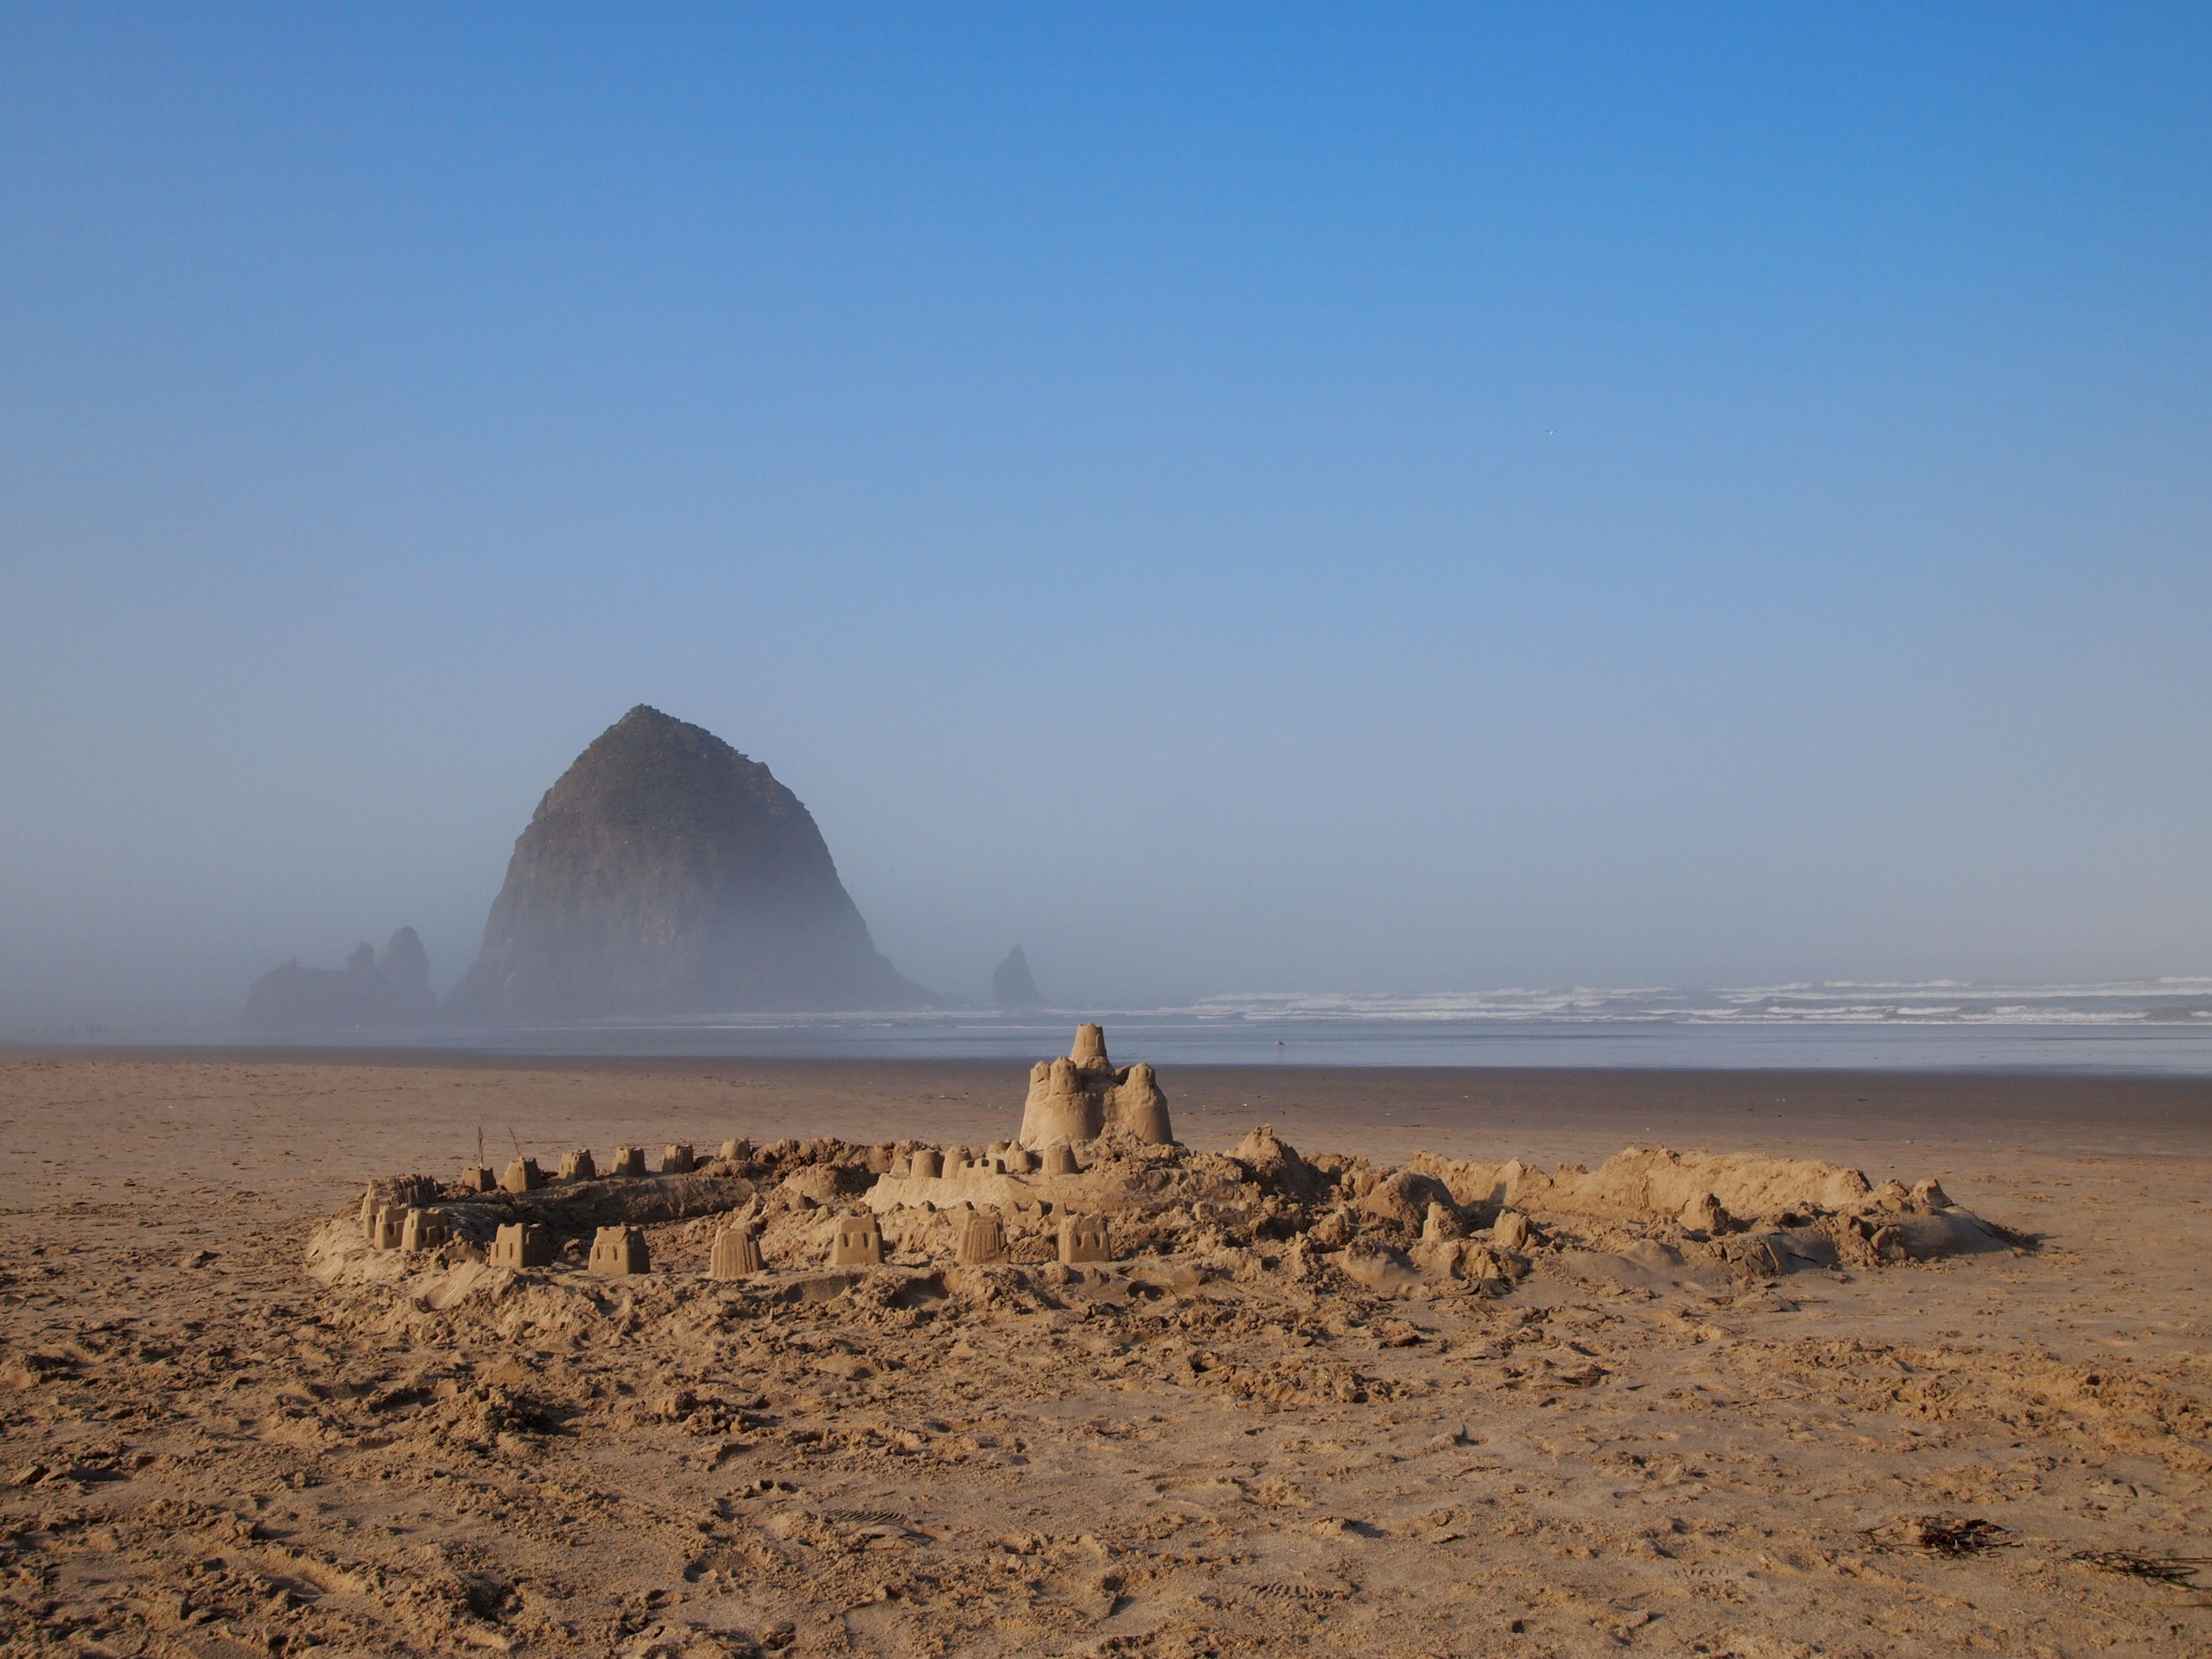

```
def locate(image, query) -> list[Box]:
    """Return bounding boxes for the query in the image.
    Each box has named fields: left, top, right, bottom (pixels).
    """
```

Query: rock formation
left=242, top=927, right=436, bottom=1030
left=991, top=944, right=1043, bottom=1008
left=1016, top=1024, right=1173, bottom=1148
left=447, top=705, right=933, bottom=1019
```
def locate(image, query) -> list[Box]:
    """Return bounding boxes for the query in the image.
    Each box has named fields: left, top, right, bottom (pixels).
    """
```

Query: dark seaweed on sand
left=1867, top=1515, right=2016, bottom=1555
left=2070, top=1549, right=2208, bottom=1586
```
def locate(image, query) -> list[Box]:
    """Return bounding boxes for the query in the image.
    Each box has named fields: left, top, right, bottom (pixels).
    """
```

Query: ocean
left=425, top=979, right=2212, bottom=1072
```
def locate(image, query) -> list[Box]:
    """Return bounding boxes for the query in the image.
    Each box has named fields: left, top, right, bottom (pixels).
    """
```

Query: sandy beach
left=3, top=1049, right=2208, bottom=1658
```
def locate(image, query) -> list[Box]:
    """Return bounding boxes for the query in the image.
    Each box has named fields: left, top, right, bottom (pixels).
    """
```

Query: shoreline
left=12, top=1011, right=2212, bottom=1077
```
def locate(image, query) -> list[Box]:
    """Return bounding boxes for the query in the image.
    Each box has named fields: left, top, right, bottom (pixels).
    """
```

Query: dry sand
left=3, top=1050, right=2210, bottom=1658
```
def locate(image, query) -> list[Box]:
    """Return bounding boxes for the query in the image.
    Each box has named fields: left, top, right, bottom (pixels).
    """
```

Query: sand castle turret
left=1058, top=1213, right=1114, bottom=1264
left=490, top=1222, right=554, bottom=1269
left=400, top=1207, right=449, bottom=1252
left=710, top=1224, right=763, bottom=1278
left=1017, top=1025, right=1173, bottom=1148
left=958, top=1210, right=1008, bottom=1265
left=588, top=1225, right=650, bottom=1275
left=829, top=1210, right=883, bottom=1266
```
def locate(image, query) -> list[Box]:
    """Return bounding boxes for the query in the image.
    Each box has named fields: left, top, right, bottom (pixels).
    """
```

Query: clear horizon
left=4, top=6, right=2208, bottom=1027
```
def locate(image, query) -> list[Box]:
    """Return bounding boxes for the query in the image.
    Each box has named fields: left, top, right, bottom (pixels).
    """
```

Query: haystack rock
left=242, top=926, right=435, bottom=1030
left=991, top=943, right=1042, bottom=1008
left=1017, top=1024, right=1173, bottom=1148
left=447, top=706, right=934, bottom=1019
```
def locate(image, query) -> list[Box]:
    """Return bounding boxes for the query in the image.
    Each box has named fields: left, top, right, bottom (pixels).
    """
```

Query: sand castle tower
left=957, top=1210, right=1008, bottom=1265
left=1017, top=1024, right=1173, bottom=1148
left=710, top=1224, right=763, bottom=1279
left=830, top=1210, right=883, bottom=1267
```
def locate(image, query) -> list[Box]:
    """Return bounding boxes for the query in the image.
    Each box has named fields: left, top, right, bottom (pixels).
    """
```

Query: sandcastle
left=366, top=1205, right=404, bottom=1251
left=1058, top=1213, right=1112, bottom=1265
left=588, top=1225, right=650, bottom=1275
left=312, top=1024, right=2027, bottom=1313
left=957, top=1210, right=1007, bottom=1266
left=710, top=1224, right=763, bottom=1279
left=830, top=1210, right=883, bottom=1267
left=1018, top=1024, right=1172, bottom=1148
left=360, top=1175, right=435, bottom=1236
left=318, top=1032, right=1300, bottom=1294
left=357, top=1177, right=447, bottom=1253
left=489, top=1222, right=553, bottom=1270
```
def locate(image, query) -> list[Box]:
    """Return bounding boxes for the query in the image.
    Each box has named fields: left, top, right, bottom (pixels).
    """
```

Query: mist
left=3, top=7, right=2208, bottom=1033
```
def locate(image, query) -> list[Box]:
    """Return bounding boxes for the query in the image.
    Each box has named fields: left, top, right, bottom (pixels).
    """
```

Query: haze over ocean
left=3, top=6, right=2208, bottom=1031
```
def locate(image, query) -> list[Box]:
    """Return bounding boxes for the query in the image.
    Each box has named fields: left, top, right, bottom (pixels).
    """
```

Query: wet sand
left=3, top=1050, right=2208, bottom=1657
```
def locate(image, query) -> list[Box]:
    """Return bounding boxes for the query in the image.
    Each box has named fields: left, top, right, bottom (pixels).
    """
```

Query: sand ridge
left=3, top=1051, right=2210, bottom=1657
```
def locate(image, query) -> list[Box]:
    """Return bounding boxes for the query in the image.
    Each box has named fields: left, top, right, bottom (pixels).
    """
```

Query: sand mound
left=1403, top=1144, right=1877, bottom=1220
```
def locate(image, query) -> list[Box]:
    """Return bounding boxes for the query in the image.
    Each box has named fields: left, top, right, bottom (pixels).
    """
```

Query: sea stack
left=991, top=943, right=1043, bottom=1008
left=447, top=706, right=933, bottom=1019
left=242, top=927, right=435, bottom=1030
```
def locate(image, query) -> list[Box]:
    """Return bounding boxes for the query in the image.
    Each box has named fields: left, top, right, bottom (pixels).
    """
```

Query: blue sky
left=3, top=4, right=2208, bottom=1024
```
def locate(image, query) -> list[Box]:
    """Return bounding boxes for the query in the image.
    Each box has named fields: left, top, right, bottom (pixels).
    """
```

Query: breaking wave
left=1179, top=979, right=2212, bottom=1027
